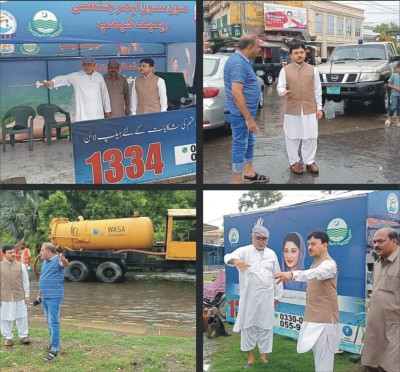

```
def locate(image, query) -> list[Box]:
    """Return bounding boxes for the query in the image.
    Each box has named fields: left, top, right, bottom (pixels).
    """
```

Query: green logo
left=327, top=218, right=352, bottom=246
left=182, top=147, right=188, bottom=153
left=28, top=11, right=63, bottom=38
left=20, top=43, right=40, bottom=55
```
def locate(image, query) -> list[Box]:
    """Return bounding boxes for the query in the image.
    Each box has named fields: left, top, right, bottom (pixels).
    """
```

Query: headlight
left=359, top=73, right=380, bottom=81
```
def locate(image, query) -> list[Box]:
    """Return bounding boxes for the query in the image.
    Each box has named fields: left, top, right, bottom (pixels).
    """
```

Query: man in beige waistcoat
left=0, top=245, right=30, bottom=346
left=277, top=40, right=323, bottom=175
left=362, top=227, right=399, bottom=372
left=274, top=230, right=339, bottom=372
left=131, top=58, right=168, bottom=115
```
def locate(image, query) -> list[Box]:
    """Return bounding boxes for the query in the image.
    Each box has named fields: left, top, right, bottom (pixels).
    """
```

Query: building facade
left=203, top=1, right=366, bottom=57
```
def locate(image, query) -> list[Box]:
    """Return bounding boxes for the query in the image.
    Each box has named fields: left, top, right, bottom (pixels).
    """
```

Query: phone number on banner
left=276, top=312, right=303, bottom=331
left=85, top=143, right=196, bottom=184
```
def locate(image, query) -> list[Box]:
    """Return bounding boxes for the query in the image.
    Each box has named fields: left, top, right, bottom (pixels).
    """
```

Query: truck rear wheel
left=264, top=72, right=274, bottom=86
left=96, top=261, right=123, bottom=283
left=65, top=261, right=90, bottom=282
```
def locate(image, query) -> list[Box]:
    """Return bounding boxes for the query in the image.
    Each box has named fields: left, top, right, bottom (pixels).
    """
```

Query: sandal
left=243, top=172, right=270, bottom=184
left=43, top=351, right=58, bottom=361
left=384, top=119, right=391, bottom=127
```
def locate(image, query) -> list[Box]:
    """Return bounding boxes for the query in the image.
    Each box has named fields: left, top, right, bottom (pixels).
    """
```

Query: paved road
left=203, top=83, right=400, bottom=184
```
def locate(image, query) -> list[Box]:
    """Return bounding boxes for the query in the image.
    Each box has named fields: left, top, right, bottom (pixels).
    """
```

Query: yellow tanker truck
left=39, top=209, right=196, bottom=283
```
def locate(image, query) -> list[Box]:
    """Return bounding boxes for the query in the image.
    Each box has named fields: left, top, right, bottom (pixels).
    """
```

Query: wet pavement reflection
left=28, top=272, right=195, bottom=331
left=204, top=83, right=400, bottom=184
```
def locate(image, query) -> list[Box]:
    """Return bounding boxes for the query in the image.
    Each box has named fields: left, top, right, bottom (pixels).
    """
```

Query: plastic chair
left=37, top=104, right=71, bottom=146
left=1, top=106, right=36, bottom=152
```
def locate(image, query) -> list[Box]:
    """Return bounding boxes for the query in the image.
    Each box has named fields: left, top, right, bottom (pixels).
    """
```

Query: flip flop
left=43, top=351, right=58, bottom=362
left=261, top=361, right=273, bottom=367
left=243, top=172, right=270, bottom=184
left=384, top=119, right=391, bottom=127
left=244, top=363, right=254, bottom=368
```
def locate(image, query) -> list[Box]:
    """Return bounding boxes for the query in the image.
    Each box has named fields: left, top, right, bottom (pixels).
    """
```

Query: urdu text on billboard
left=264, top=3, right=307, bottom=30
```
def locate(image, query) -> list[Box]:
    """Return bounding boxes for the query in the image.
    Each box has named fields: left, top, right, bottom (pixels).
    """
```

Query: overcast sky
left=203, top=190, right=375, bottom=228
left=332, top=1, right=400, bottom=25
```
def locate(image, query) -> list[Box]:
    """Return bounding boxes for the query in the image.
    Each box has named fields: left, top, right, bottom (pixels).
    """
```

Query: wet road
left=28, top=271, right=196, bottom=331
left=203, top=83, right=400, bottom=184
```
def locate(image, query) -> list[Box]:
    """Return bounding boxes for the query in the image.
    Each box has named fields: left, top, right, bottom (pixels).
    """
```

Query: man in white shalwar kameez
left=275, top=230, right=339, bottom=372
left=224, top=225, right=282, bottom=368
left=277, top=40, right=323, bottom=175
left=43, top=56, right=111, bottom=122
left=0, top=245, right=30, bottom=346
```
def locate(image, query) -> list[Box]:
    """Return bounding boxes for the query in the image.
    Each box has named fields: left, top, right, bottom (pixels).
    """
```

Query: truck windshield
left=329, top=45, right=386, bottom=62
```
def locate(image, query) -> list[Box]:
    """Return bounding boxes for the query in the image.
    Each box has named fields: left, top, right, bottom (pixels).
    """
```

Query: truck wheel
left=65, top=261, right=90, bottom=282
left=373, top=88, right=389, bottom=114
left=218, top=299, right=227, bottom=319
left=264, top=73, right=274, bottom=86
left=258, top=88, right=264, bottom=109
left=96, top=261, right=123, bottom=283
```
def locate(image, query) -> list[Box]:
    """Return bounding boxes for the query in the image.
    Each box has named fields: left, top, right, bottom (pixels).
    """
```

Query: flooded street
left=28, top=271, right=196, bottom=331
left=204, top=83, right=400, bottom=184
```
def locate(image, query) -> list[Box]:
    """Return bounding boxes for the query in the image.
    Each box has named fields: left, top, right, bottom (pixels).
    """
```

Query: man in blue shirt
left=224, top=34, right=269, bottom=184
left=36, top=242, right=69, bottom=361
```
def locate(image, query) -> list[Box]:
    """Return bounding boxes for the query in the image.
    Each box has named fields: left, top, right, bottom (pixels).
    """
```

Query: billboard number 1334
left=86, top=142, right=165, bottom=184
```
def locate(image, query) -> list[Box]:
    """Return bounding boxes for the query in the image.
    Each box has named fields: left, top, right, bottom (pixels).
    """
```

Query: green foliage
left=1, top=190, right=196, bottom=244
left=1, top=327, right=195, bottom=372
left=0, top=190, right=42, bottom=241
left=238, top=191, right=283, bottom=212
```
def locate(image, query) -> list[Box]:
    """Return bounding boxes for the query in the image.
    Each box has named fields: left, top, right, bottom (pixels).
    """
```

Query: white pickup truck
left=317, top=42, right=400, bottom=113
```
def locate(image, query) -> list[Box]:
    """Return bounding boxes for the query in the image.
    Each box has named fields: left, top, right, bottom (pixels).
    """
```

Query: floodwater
left=204, top=83, right=400, bottom=184
left=28, top=271, right=196, bottom=331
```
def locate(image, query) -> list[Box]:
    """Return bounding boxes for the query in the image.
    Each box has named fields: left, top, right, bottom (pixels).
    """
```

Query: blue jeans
left=42, top=297, right=63, bottom=353
left=389, top=95, right=400, bottom=117
left=230, top=116, right=256, bottom=173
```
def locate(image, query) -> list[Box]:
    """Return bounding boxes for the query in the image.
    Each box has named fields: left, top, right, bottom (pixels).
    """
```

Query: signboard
left=264, top=3, right=307, bottom=30
left=224, top=193, right=398, bottom=355
left=0, top=1, right=196, bottom=43
left=72, top=109, right=196, bottom=184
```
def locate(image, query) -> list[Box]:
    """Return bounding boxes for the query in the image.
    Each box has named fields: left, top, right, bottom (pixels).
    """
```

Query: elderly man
left=277, top=40, right=323, bottom=175
left=224, top=224, right=282, bottom=368
left=224, top=33, right=269, bottom=184
left=43, top=56, right=111, bottom=122
left=362, top=227, right=399, bottom=372
left=131, top=58, right=168, bottom=115
left=0, top=245, right=30, bottom=346
left=103, top=61, right=131, bottom=117
left=37, top=243, right=69, bottom=362
left=274, top=230, right=339, bottom=372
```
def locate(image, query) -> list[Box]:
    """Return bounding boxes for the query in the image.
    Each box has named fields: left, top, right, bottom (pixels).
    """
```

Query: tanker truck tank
left=50, top=214, right=154, bottom=251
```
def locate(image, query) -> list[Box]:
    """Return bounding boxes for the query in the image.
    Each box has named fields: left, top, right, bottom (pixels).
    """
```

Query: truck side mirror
left=389, top=56, right=400, bottom=62
left=321, top=58, right=328, bottom=63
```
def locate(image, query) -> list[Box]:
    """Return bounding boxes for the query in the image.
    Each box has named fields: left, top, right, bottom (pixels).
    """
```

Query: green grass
left=204, top=323, right=364, bottom=372
left=1, top=327, right=195, bottom=372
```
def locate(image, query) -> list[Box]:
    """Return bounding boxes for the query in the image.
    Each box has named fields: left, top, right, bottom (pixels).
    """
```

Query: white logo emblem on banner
left=327, top=218, right=352, bottom=245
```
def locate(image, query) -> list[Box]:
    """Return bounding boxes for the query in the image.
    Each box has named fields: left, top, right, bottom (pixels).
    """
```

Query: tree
left=238, top=191, right=283, bottom=212
left=0, top=190, right=41, bottom=242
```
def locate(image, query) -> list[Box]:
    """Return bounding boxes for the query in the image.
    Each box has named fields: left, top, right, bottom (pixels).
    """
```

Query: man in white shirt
left=224, top=225, right=282, bottom=368
left=274, top=230, right=339, bottom=372
left=131, top=58, right=168, bottom=115
left=0, top=245, right=30, bottom=346
left=277, top=40, right=323, bottom=175
left=43, top=56, right=111, bottom=122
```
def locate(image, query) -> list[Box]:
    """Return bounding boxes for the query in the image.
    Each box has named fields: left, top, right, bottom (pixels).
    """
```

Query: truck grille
left=322, top=73, right=359, bottom=83
left=346, top=74, right=358, bottom=82
left=327, top=74, right=345, bottom=82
